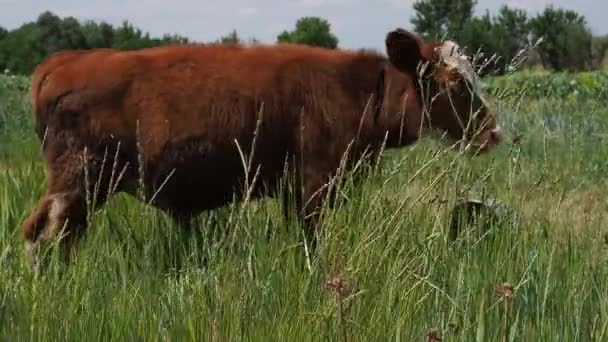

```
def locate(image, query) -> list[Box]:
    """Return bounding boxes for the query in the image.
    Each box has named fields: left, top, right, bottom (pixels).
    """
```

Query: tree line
left=411, top=0, right=607, bottom=74
left=1, top=2, right=607, bottom=76
left=0, top=11, right=339, bottom=75
left=0, top=11, right=190, bottom=75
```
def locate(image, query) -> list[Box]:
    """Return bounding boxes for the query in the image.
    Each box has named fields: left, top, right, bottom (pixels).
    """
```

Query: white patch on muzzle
left=491, top=125, right=503, bottom=140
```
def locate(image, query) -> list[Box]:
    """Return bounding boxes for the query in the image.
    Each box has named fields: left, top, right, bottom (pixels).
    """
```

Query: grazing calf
left=21, top=28, right=502, bottom=268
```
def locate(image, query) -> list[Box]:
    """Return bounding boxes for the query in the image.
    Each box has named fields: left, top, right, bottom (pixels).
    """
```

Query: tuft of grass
left=1, top=72, right=608, bottom=341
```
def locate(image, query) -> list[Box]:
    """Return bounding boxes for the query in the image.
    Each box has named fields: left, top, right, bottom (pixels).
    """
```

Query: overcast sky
left=0, top=0, right=605, bottom=51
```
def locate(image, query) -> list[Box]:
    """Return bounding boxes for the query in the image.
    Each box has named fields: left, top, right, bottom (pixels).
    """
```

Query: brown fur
left=21, top=28, right=503, bottom=268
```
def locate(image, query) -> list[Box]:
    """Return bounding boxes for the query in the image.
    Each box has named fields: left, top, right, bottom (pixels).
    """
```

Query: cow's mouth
left=432, top=124, right=503, bottom=156
left=463, top=126, right=503, bottom=155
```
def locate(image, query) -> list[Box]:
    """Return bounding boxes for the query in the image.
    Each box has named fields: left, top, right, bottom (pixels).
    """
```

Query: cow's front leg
left=295, top=165, right=339, bottom=254
left=21, top=190, right=89, bottom=271
left=21, top=146, right=121, bottom=271
left=169, top=211, right=204, bottom=247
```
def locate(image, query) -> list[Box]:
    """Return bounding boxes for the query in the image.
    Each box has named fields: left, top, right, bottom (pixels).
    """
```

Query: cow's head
left=378, top=28, right=502, bottom=155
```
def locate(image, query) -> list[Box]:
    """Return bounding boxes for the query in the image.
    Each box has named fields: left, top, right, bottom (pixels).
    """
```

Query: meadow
left=1, top=69, right=608, bottom=341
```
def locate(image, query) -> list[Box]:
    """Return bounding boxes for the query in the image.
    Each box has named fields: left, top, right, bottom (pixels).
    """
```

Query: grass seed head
left=426, top=329, right=442, bottom=342
left=324, top=274, right=350, bottom=299
left=495, top=282, right=515, bottom=302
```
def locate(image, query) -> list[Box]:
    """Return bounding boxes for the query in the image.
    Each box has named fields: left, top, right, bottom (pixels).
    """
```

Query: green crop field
left=1, top=70, right=607, bottom=341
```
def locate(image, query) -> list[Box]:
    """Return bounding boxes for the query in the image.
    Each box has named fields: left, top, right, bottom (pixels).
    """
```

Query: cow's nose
left=490, top=126, right=503, bottom=144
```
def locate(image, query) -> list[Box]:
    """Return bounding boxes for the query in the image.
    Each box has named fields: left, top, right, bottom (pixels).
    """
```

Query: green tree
left=592, top=35, right=608, bottom=69
left=459, top=12, right=498, bottom=72
left=0, top=22, right=44, bottom=74
left=111, top=21, right=178, bottom=50
left=411, top=0, right=477, bottom=40
left=459, top=6, right=531, bottom=75
left=81, top=20, right=115, bottom=48
left=111, top=21, right=148, bottom=50
left=214, top=30, right=259, bottom=45
left=493, top=6, right=530, bottom=66
left=35, top=11, right=87, bottom=53
left=160, top=33, right=189, bottom=45
left=0, top=26, right=7, bottom=70
left=0, top=11, right=191, bottom=75
left=529, top=6, right=593, bottom=71
left=277, top=16, right=338, bottom=49
left=218, top=30, right=241, bottom=44
left=2, top=11, right=90, bottom=72
left=58, top=17, right=88, bottom=49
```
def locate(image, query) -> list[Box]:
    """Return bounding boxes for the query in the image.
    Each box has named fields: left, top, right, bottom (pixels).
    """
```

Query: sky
left=0, top=0, right=605, bottom=52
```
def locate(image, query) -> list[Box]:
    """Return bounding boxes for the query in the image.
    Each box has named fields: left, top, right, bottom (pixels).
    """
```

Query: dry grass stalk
left=324, top=273, right=351, bottom=342
left=495, top=282, right=515, bottom=342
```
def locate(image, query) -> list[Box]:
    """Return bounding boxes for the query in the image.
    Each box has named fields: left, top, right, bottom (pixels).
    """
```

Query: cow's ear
left=385, top=28, right=425, bottom=74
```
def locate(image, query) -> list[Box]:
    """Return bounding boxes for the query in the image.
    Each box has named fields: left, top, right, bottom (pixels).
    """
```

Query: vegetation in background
left=0, top=11, right=190, bottom=75
left=1, top=68, right=608, bottom=340
left=1, top=3, right=607, bottom=75
left=214, top=29, right=260, bottom=46
left=1, top=3, right=608, bottom=339
left=459, top=6, right=531, bottom=75
left=529, top=6, right=594, bottom=72
left=411, top=0, right=477, bottom=42
left=276, top=16, right=339, bottom=49
left=411, top=0, right=604, bottom=74
left=484, top=70, right=608, bottom=100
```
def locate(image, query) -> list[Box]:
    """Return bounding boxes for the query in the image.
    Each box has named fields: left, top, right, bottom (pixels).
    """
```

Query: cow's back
left=31, top=43, right=384, bottom=214
left=33, top=44, right=357, bottom=145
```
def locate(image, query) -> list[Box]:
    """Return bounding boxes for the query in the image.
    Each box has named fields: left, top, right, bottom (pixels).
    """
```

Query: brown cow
left=21, top=28, right=502, bottom=269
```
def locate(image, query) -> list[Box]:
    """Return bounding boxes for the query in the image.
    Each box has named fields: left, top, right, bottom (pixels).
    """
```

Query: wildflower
left=426, top=330, right=442, bottom=341
left=495, top=282, right=515, bottom=302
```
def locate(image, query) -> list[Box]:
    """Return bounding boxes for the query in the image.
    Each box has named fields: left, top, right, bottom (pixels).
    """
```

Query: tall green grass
left=1, top=73, right=607, bottom=340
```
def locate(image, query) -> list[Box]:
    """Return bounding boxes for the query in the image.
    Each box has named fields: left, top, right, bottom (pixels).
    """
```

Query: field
left=1, top=70, right=608, bottom=340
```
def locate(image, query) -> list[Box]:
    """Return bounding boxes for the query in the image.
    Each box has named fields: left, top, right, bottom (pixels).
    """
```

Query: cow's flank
left=21, top=28, right=503, bottom=269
